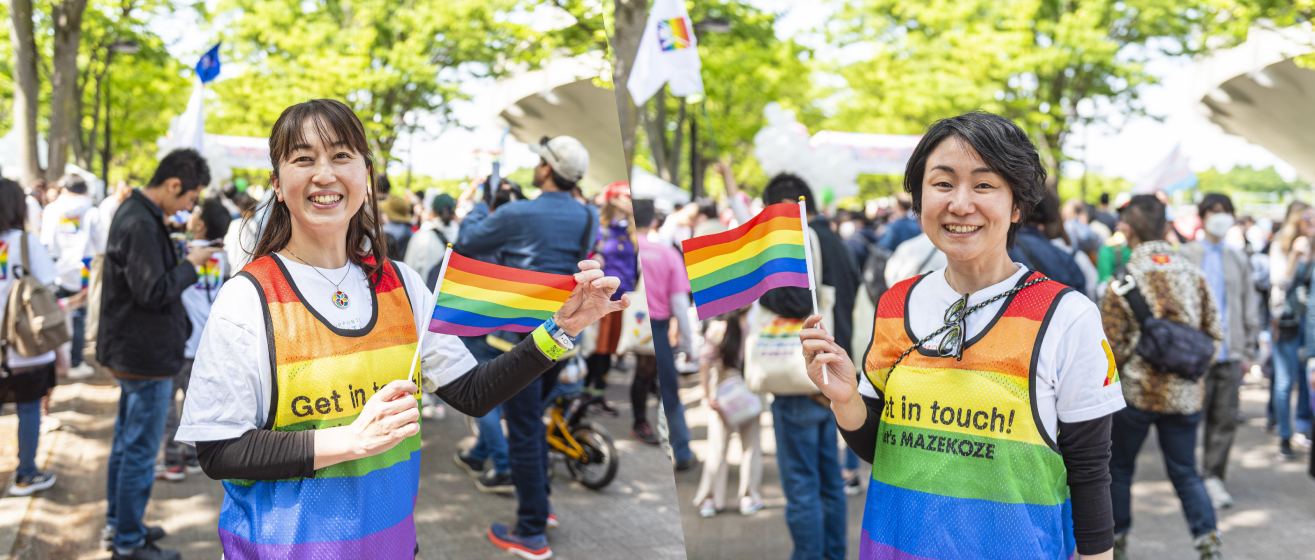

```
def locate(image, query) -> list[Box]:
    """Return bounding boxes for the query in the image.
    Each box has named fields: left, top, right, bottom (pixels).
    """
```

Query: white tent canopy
left=629, top=165, right=690, bottom=213
left=0, top=128, right=107, bottom=199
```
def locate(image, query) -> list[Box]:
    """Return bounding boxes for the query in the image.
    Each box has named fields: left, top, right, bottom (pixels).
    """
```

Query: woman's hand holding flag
left=553, top=260, right=631, bottom=337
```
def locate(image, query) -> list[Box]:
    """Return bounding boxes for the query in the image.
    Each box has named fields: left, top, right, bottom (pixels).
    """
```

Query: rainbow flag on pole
left=426, top=250, right=576, bottom=337
left=682, top=201, right=813, bottom=320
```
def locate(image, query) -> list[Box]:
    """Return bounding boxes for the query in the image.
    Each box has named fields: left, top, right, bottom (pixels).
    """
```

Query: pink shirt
left=637, top=233, right=689, bottom=320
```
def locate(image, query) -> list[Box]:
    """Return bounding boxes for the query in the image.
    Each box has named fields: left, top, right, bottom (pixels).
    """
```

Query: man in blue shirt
left=1008, top=189, right=1087, bottom=294
left=458, top=136, right=597, bottom=559
left=877, top=193, right=921, bottom=252
left=1178, top=193, right=1260, bottom=510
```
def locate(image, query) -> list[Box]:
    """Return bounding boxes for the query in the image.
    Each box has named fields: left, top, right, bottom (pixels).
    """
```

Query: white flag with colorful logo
left=627, top=0, right=704, bottom=106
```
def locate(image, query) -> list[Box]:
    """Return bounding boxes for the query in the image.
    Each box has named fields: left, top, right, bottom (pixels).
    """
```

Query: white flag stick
left=798, top=197, right=829, bottom=385
left=406, top=245, right=454, bottom=385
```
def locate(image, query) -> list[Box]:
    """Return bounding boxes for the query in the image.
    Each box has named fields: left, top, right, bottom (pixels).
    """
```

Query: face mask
left=839, top=221, right=856, bottom=239
left=1204, top=213, right=1234, bottom=239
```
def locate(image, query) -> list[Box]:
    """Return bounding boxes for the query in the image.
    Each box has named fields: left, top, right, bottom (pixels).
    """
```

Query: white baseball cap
left=529, top=135, right=589, bottom=184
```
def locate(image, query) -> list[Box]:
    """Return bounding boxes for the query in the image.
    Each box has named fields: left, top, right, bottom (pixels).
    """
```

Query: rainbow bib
left=219, top=256, right=421, bottom=560
left=859, top=271, right=1076, bottom=560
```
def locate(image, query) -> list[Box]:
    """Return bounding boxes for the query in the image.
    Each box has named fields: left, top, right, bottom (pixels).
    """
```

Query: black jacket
left=97, top=190, right=199, bottom=378
left=760, top=216, right=863, bottom=357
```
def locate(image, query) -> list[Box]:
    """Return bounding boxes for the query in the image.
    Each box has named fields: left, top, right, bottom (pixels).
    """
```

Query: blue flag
left=196, top=43, right=221, bottom=84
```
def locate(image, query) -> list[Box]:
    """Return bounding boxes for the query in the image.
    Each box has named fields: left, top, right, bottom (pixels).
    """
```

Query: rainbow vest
left=859, top=271, right=1075, bottom=560
left=218, top=256, right=422, bottom=560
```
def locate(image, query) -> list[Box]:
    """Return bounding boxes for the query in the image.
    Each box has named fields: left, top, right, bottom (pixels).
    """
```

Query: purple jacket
left=597, top=221, right=636, bottom=297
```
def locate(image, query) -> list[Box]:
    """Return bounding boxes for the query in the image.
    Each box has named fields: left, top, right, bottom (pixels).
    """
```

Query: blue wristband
left=542, top=316, right=579, bottom=348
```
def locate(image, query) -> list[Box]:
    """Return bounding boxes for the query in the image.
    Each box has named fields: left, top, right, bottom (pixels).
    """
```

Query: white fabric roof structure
left=490, top=54, right=629, bottom=190
left=1191, top=24, right=1315, bottom=183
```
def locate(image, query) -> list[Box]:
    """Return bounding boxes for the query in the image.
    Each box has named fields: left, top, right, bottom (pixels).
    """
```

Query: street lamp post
left=102, top=39, right=140, bottom=186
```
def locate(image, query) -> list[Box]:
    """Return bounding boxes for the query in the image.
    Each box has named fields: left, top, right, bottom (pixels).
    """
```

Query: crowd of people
left=3, top=104, right=1313, bottom=560
left=648, top=116, right=1314, bottom=560
left=0, top=99, right=640, bottom=560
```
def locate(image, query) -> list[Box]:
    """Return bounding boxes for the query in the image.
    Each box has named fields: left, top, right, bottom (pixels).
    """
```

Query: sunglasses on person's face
left=538, top=136, right=561, bottom=162
left=940, top=294, right=968, bottom=360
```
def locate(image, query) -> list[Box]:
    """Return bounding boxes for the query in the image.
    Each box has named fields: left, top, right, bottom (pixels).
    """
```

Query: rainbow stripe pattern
left=859, top=271, right=1076, bottom=559
left=428, top=251, right=575, bottom=337
left=658, top=16, right=693, bottom=51
left=195, top=255, right=223, bottom=291
left=80, top=257, right=91, bottom=290
left=681, top=202, right=810, bottom=320
left=0, top=241, right=8, bottom=280
left=58, top=215, right=80, bottom=234
left=220, top=256, right=421, bottom=560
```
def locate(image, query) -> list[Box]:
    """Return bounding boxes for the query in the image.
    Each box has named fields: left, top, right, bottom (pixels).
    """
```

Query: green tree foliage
left=631, top=0, right=819, bottom=197
left=0, top=0, right=187, bottom=184
left=1056, top=172, right=1131, bottom=204
left=828, top=0, right=1255, bottom=177
left=204, top=0, right=603, bottom=167
left=1197, top=165, right=1310, bottom=195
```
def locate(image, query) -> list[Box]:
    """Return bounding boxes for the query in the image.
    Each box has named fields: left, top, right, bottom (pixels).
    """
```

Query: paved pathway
left=670, top=372, right=1315, bottom=560
left=0, top=360, right=687, bottom=559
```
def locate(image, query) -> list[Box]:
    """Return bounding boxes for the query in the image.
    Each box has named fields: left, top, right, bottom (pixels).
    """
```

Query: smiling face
left=920, top=138, right=1020, bottom=265
left=272, top=121, right=371, bottom=238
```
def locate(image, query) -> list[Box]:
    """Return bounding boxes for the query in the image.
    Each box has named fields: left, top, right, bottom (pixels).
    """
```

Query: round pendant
left=332, top=290, right=350, bottom=309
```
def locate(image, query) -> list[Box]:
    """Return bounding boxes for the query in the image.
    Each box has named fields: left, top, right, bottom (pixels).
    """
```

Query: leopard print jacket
left=1099, top=240, right=1223, bottom=414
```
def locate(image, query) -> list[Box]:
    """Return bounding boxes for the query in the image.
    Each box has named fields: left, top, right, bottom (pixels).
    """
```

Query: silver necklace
left=287, top=250, right=352, bottom=309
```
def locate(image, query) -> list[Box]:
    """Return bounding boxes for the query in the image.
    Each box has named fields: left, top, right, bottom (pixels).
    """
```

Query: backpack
left=860, top=243, right=893, bottom=304
left=2, top=232, right=71, bottom=371
left=1112, top=274, right=1214, bottom=381
left=1277, top=260, right=1314, bottom=341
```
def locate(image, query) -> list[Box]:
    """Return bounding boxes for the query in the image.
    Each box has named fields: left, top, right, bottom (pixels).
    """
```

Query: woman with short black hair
left=800, top=112, right=1124, bottom=560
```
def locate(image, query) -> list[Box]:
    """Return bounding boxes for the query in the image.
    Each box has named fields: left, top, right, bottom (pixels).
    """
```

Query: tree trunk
left=640, top=102, right=667, bottom=180
left=610, top=0, right=647, bottom=173
left=46, top=0, right=89, bottom=184
left=648, top=88, right=669, bottom=181
left=689, top=113, right=702, bottom=199
left=8, top=0, right=42, bottom=184
left=668, top=98, right=686, bottom=187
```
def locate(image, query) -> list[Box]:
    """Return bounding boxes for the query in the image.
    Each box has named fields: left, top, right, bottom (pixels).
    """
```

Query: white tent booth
left=1191, top=24, right=1315, bottom=184
left=490, top=54, right=629, bottom=191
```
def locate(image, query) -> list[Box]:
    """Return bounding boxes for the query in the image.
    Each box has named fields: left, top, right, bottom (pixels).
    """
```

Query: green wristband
left=531, top=325, right=569, bottom=361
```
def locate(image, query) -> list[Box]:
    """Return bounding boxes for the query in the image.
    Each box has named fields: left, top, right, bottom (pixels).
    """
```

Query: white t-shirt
left=24, top=196, right=43, bottom=234
left=858, top=265, right=1125, bottom=441
left=181, top=240, right=228, bottom=359
left=0, top=230, right=58, bottom=368
left=175, top=254, right=477, bottom=445
left=39, top=194, right=94, bottom=289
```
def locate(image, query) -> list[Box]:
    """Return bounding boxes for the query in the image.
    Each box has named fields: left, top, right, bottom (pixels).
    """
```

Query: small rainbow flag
left=427, top=251, right=575, bottom=337
left=682, top=201, right=812, bottom=320
left=196, top=255, right=223, bottom=290
left=0, top=241, right=9, bottom=280
left=80, top=257, right=91, bottom=290
left=658, top=17, right=693, bottom=51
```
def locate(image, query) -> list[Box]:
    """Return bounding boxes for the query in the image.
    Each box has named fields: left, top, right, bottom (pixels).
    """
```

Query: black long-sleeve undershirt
left=195, top=333, right=554, bottom=481
left=838, top=395, right=1115, bottom=555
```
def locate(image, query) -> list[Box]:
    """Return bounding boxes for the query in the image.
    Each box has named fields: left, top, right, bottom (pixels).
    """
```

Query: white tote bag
left=742, top=230, right=833, bottom=395
left=615, top=277, right=655, bottom=356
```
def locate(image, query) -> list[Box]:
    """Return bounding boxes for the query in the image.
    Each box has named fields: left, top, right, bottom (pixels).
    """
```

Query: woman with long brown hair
left=1270, top=201, right=1314, bottom=458
left=176, top=99, right=628, bottom=560
left=582, top=181, right=635, bottom=415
